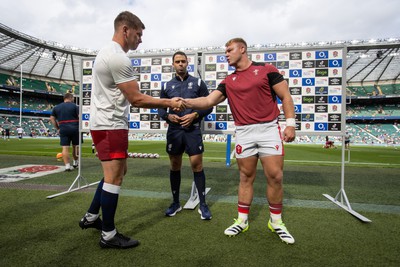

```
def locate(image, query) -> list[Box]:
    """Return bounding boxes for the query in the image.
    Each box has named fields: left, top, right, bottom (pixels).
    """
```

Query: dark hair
left=172, top=51, right=187, bottom=61
left=64, top=93, right=74, bottom=100
left=114, top=11, right=145, bottom=31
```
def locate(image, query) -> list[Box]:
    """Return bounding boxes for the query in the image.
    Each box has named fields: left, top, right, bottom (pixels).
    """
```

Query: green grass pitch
left=0, top=138, right=399, bottom=266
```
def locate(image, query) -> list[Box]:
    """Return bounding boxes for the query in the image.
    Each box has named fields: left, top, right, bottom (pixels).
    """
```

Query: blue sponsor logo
left=151, top=74, right=161, bottom=81
left=216, top=122, right=227, bottom=130
left=131, top=58, right=141, bottom=66
left=205, top=114, right=216, bottom=121
left=264, top=53, right=276, bottom=61
left=129, top=122, right=140, bottom=129
left=289, top=69, right=302, bottom=77
left=82, top=84, right=92, bottom=90
left=276, top=97, right=282, bottom=104
left=328, top=95, right=342, bottom=104
left=302, top=78, right=315, bottom=86
left=329, top=59, right=342, bottom=67
left=316, top=51, right=328, bottom=59
left=205, top=80, right=216, bottom=89
left=150, top=108, right=158, bottom=113
left=294, top=105, right=302, bottom=113
left=82, top=114, right=90, bottom=121
left=187, top=65, right=194, bottom=72
left=314, top=123, right=328, bottom=131
left=217, top=55, right=227, bottom=62
left=228, top=65, right=236, bottom=71
left=301, top=114, right=315, bottom=121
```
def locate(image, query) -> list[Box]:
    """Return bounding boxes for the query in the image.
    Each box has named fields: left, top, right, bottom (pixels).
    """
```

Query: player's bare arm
left=273, top=80, right=296, bottom=142
left=49, top=116, right=59, bottom=131
left=118, top=80, right=185, bottom=111
left=184, top=90, right=226, bottom=110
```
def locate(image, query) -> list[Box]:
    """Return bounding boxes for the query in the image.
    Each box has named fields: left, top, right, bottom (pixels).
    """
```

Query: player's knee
left=268, top=173, right=283, bottom=185
left=239, top=172, right=256, bottom=184
left=192, top=166, right=203, bottom=173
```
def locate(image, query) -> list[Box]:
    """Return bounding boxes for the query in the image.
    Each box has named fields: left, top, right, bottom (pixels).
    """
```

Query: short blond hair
left=225, top=38, right=248, bottom=51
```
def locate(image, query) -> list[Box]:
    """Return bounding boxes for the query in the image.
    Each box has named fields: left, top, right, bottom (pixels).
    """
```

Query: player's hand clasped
left=171, top=97, right=186, bottom=112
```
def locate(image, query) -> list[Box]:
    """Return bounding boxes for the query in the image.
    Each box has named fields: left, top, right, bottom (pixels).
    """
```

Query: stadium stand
left=0, top=22, right=399, bottom=146
left=0, top=73, right=78, bottom=95
left=347, top=84, right=400, bottom=96
left=1, top=115, right=57, bottom=137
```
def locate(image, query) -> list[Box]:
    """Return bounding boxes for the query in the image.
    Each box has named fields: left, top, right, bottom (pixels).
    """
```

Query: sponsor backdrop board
left=201, top=47, right=346, bottom=135
left=80, top=47, right=346, bottom=136
left=80, top=53, right=198, bottom=133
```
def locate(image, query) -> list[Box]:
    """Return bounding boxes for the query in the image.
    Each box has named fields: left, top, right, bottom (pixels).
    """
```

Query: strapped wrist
left=286, top=118, right=296, bottom=127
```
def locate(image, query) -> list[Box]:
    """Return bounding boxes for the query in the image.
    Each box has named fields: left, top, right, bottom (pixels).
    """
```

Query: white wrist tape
left=286, top=118, right=296, bottom=127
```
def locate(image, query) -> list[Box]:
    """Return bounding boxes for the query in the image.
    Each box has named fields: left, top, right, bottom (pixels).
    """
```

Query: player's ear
left=123, top=25, right=128, bottom=35
left=240, top=45, right=246, bottom=54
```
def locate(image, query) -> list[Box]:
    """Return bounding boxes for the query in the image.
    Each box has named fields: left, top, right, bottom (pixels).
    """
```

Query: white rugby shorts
left=234, top=120, right=284, bottom=158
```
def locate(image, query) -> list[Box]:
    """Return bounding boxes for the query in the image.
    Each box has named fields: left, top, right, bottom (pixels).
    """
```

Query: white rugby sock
left=102, top=229, right=117, bottom=241
left=270, top=213, right=282, bottom=223
left=238, top=212, right=248, bottom=224
left=85, top=212, right=99, bottom=222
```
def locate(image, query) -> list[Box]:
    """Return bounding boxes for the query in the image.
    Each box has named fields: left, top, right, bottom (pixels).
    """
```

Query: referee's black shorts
left=166, top=126, right=204, bottom=156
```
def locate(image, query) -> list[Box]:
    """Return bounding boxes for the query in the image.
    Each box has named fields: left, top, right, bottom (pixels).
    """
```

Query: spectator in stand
left=45, top=82, right=56, bottom=93
left=6, top=76, right=18, bottom=87
left=68, top=85, right=76, bottom=94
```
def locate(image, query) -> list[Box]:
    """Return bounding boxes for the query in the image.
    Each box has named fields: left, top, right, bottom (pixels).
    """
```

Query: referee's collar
left=174, top=73, right=189, bottom=81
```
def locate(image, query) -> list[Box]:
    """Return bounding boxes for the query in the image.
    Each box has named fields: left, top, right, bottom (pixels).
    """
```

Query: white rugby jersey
left=90, top=41, right=135, bottom=130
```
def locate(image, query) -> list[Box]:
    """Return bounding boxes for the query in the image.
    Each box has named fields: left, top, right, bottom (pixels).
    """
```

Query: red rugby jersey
left=217, top=62, right=284, bottom=126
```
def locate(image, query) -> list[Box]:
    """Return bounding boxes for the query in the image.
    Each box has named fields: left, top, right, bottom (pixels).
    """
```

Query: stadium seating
left=1, top=115, right=56, bottom=137
left=347, top=84, right=400, bottom=97
left=0, top=73, right=79, bottom=95
left=302, top=123, right=399, bottom=146
left=0, top=92, right=58, bottom=112
left=347, top=123, right=399, bottom=145
left=347, top=103, right=400, bottom=117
